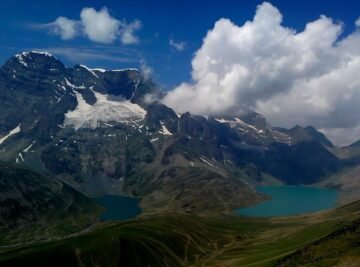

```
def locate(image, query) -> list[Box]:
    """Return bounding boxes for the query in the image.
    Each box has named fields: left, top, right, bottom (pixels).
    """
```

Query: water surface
left=96, top=195, right=142, bottom=221
left=236, top=186, right=338, bottom=217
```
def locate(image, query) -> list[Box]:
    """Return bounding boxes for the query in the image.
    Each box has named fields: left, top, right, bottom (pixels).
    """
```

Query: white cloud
left=80, top=7, right=120, bottom=44
left=356, top=17, right=360, bottom=28
left=120, top=20, right=142, bottom=44
left=169, top=39, right=186, bottom=51
left=140, top=60, right=153, bottom=80
left=42, top=7, right=141, bottom=45
left=51, top=17, right=78, bottom=40
left=163, top=2, right=360, bottom=145
left=320, top=126, right=360, bottom=147
left=38, top=46, right=140, bottom=63
left=143, top=93, right=158, bottom=104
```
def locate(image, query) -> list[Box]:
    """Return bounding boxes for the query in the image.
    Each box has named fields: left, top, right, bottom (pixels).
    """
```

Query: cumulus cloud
left=169, top=39, right=186, bottom=51
left=41, top=7, right=141, bottom=45
left=120, top=20, right=142, bottom=44
left=51, top=17, right=78, bottom=40
left=80, top=7, right=120, bottom=44
left=356, top=17, right=360, bottom=28
left=163, top=2, right=360, bottom=145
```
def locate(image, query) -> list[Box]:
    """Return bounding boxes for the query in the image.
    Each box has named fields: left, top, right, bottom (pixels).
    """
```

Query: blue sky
left=1, top=0, right=360, bottom=89
left=2, top=0, right=360, bottom=145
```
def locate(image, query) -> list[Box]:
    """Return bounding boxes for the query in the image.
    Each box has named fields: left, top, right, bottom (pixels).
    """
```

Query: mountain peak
left=27, top=51, right=54, bottom=57
left=0, top=51, right=66, bottom=84
left=304, top=126, right=333, bottom=147
left=284, top=125, right=333, bottom=147
left=6, top=51, right=64, bottom=71
left=239, top=111, right=267, bottom=128
left=14, top=51, right=56, bottom=65
left=77, top=65, right=139, bottom=74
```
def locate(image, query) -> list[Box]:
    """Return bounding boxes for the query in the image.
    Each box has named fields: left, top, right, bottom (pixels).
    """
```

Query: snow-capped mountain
left=0, top=52, right=342, bottom=214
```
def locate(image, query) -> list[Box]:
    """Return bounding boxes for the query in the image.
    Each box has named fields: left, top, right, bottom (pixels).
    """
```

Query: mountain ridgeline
left=0, top=51, right=342, bottom=214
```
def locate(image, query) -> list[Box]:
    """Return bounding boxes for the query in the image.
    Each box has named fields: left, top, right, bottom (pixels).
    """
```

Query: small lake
left=96, top=195, right=142, bottom=221
left=235, top=186, right=338, bottom=217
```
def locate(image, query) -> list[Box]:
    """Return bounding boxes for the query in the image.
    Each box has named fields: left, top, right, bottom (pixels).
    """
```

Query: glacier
left=64, top=90, right=146, bottom=130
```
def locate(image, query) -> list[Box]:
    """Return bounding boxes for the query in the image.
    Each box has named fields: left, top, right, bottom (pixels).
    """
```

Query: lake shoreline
left=235, top=185, right=338, bottom=217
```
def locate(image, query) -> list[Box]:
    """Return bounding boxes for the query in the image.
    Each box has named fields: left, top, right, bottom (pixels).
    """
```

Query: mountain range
left=0, top=51, right=358, bottom=215
left=0, top=51, right=360, bottom=266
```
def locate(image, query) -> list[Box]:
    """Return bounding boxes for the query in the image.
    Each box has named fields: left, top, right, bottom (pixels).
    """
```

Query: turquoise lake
left=96, top=195, right=142, bottom=221
left=235, top=186, right=338, bottom=217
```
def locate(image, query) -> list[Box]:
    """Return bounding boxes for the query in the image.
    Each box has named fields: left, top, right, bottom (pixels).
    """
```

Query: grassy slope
left=0, top=162, right=103, bottom=245
left=0, top=186, right=103, bottom=246
left=0, top=201, right=359, bottom=267
left=277, top=202, right=360, bottom=266
left=277, top=219, right=360, bottom=266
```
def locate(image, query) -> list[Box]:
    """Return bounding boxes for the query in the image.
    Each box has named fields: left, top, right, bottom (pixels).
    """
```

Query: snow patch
left=0, top=124, right=21, bottom=145
left=216, top=117, right=263, bottom=133
left=91, top=68, right=138, bottom=73
left=64, top=90, right=146, bottom=130
left=234, top=118, right=262, bottom=132
left=15, top=51, right=55, bottom=67
left=64, top=78, right=86, bottom=89
left=30, top=51, right=53, bottom=57
left=54, top=94, right=64, bottom=104
left=79, top=65, right=99, bottom=78
left=91, top=68, right=106, bottom=73
left=215, top=118, right=228, bottom=123
left=15, top=54, right=28, bottom=67
left=23, top=141, right=35, bottom=153
left=200, top=156, right=215, bottom=167
left=159, top=121, right=173, bottom=136
left=112, top=68, right=139, bottom=72
left=130, top=80, right=140, bottom=100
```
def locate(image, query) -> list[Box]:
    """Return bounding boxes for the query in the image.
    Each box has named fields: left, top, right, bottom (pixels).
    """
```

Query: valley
left=0, top=51, right=359, bottom=266
left=0, top=200, right=359, bottom=267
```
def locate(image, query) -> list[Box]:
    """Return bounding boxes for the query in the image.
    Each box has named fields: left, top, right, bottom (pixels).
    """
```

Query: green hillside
left=1, top=200, right=359, bottom=267
left=0, top=161, right=102, bottom=245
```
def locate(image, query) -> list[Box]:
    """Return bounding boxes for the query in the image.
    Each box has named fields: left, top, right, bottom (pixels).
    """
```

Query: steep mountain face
left=0, top=52, right=343, bottom=213
left=208, top=114, right=339, bottom=184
